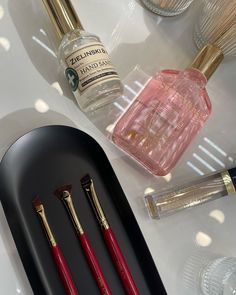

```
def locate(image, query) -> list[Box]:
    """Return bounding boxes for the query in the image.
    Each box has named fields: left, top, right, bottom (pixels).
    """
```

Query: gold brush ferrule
left=61, top=191, right=84, bottom=235
left=84, top=180, right=110, bottom=230
left=42, top=0, right=84, bottom=39
left=36, top=205, right=57, bottom=247
left=189, top=44, right=224, bottom=80
left=145, top=195, right=159, bottom=219
left=221, top=171, right=236, bottom=195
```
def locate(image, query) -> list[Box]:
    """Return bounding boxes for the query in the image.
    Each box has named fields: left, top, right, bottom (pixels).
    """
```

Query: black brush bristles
left=80, top=174, right=92, bottom=188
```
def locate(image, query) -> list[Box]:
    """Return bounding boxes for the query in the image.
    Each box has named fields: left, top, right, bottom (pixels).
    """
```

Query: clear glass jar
left=59, top=29, right=123, bottom=112
left=184, top=255, right=236, bottom=295
left=140, top=0, right=195, bottom=16
left=194, top=0, right=236, bottom=56
left=201, top=257, right=236, bottom=295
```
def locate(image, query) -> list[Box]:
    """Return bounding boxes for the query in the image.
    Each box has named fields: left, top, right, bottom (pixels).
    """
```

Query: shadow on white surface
left=7, top=0, right=201, bottom=98
left=110, top=0, right=202, bottom=78
left=8, top=0, right=73, bottom=101
left=0, top=108, right=76, bottom=160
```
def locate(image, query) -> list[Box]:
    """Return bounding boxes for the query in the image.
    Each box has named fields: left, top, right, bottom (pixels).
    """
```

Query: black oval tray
left=0, top=125, right=166, bottom=295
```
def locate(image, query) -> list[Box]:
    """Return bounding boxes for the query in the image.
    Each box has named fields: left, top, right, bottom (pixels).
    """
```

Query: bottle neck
left=189, top=44, right=224, bottom=81
left=181, top=68, right=208, bottom=87
left=42, top=0, right=84, bottom=40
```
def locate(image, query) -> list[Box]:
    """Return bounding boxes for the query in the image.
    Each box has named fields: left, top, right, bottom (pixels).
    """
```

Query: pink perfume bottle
left=112, top=0, right=236, bottom=176
left=112, top=67, right=211, bottom=176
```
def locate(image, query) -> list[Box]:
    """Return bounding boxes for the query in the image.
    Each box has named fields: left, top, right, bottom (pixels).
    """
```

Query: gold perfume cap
left=42, top=0, right=84, bottom=39
left=189, top=44, right=224, bottom=80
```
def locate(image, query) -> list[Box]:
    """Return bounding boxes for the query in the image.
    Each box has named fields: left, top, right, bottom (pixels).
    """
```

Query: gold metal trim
left=221, top=171, right=236, bottom=195
left=145, top=195, right=159, bottom=219
left=83, top=179, right=110, bottom=230
left=36, top=204, right=57, bottom=247
left=189, top=44, right=224, bottom=80
left=42, top=0, right=84, bottom=39
left=61, top=191, right=84, bottom=235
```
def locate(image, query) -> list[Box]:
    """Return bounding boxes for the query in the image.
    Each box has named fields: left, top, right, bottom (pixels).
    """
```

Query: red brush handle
left=51, top=245, right=79, bottom=295
left=103, top=228, right=140, bottom=295
left=79, top=233, right=112, bottom=295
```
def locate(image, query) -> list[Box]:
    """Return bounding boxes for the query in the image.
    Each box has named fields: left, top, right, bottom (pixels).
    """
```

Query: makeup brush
left=81, top=174, right=140, bottom=295
left=54, top=185, right=112, bottom=295
left=32, top=197, right=79, bottom=295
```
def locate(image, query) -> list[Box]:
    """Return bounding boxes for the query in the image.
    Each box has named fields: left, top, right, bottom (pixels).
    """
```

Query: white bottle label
left=65, top=42, right=119, bottom=94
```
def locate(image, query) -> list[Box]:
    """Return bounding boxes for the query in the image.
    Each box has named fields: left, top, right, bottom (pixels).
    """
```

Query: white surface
left=0, top=0, right=236, bottom=294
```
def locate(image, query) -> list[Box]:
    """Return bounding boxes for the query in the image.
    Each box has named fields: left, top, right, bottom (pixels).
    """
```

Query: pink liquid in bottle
left=112, top=69, right=212, bottom=176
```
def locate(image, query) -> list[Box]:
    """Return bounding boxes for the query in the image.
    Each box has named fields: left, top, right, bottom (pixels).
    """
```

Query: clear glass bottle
left=144, top=168, right=236, bottom=219
left=42, top=0, right=122, bottom=112
left=140, top=0, right=195, bottom=16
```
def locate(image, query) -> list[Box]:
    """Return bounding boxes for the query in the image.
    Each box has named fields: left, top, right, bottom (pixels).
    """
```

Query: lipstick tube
left=145, top=168, right=236, bottom=219
left=81, top=175, right=140, bottom=295
left=33, top=199, right=79, bottom=295
left=55, top=186, right=112, bottom=295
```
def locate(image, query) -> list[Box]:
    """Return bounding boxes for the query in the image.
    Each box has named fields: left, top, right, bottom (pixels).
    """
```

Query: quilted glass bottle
left=112, top=67, right=211, bottom=176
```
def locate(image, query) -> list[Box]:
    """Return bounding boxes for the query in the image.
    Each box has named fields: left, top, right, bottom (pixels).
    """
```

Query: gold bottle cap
left=42, top=0, right=84, bottom=39
left=189, top=44, right=224, bottom=80
left=221, top=171, right=236, bottom=195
